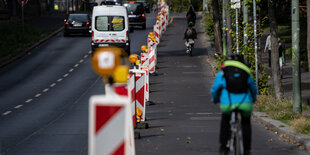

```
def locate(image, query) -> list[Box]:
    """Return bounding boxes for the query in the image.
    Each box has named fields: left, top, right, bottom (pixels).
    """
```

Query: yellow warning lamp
left=162, top=12, right=166, bottom=16
left=149, top=32, right=154, bottom=37
left=141, top=45, right=147, bottom=52
left=136, top=107, right=143, bottom=123
left=129, top=54, right=139, bottom=66
left=157, top=16, right=161, bottom=21
left=91, top=46, right=129, bottom=84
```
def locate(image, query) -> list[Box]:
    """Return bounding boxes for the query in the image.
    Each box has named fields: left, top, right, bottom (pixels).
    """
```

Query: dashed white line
left=79, top=59, right=84, bottom=63
left=25, top=99, right=33, bottom=103
left=88, top=51, right=92, bottom=54
left=35, top=93, right=42, bottom=98
left=43, top=88, right=49, bottom=92
left=50, top=83, right=56, bottom=87
left=57, top=78, right=63, bottom=82
left=63, top=73, right=69, bottom=77
left=84, top=55, right=88, bottom=58
left=2, top=111, right=12, bottom=116
left=69, top=68, right=74, bottom=72
left=74, top=64, right=79, bottom=67
left=14, top=105, right=23, bottom=109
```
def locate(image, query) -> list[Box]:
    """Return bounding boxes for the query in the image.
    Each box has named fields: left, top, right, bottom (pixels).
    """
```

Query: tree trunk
left=268, top=0, right=282, bottom=99
left=212, top=0, right=223, bottom=54
left=307, top=0, right=310, bottom=72
left=225, top=0, right=233, bottom=55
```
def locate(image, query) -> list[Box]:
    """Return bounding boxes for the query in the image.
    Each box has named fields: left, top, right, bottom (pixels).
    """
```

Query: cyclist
left=186, top=6, right=196, bottom=26
left=183, top=21, right=197, bottom=54
left=211, top=54, right=257, bottom=155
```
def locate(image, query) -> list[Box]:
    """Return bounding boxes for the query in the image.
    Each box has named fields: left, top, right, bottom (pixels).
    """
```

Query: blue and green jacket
left=211, top=60, right=258, bottom=116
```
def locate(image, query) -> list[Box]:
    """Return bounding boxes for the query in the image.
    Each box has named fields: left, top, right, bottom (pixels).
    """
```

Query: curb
left=253, top=112, right=310, bottom=151
left=0, top=26, right=64, bottom=68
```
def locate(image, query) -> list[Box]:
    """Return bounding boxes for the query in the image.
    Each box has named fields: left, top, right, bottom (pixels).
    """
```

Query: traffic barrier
left=148, top=46, right=156, bottom=74
left=129, top=69, right=147, bottom=122
left=141, top=52, right=149, bottom=67
left=154, top=25, right=160, bottom=45
left=89, top=92, right=135, bottom=155
left=140, top=66, right=149, bottom=103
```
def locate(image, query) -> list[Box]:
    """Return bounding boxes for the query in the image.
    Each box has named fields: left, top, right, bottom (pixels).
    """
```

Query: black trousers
left=220, top=113, right=252, bottom=151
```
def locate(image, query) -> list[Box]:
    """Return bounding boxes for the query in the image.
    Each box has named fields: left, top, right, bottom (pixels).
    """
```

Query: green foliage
left=167, top=0, right=202, bottom=13
left=203, top=13, right=214, bottom=37
left=0, top=23, right=51, bottom=63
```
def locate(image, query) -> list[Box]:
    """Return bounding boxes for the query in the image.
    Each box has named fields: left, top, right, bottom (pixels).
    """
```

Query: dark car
left=123, top=1, right=146, bottom=29
left=64, top=13, right=91, bottom=36
left=136, top=1, right=150, bottom=13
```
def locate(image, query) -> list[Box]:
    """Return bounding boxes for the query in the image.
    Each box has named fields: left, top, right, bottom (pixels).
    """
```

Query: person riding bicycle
left=186, top=6, right=196, bottom=26
left=183, top=21, right=197, bottom=54
left=211, top=54, right=257, bottom=155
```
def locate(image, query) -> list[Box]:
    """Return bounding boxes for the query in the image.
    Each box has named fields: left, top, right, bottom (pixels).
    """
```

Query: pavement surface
left=0, top=11, right=310, bottom=154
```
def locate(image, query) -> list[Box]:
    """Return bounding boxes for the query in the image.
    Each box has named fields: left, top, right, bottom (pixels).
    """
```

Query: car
left=136, top=1, right=150, bottom=13
left=98, top=0, right=123, bottom=5
left=91, top=5, right=131, bottom=55
left=64, top=13, right=91, bottom=36
left=123, top=1, right=146, bottom=29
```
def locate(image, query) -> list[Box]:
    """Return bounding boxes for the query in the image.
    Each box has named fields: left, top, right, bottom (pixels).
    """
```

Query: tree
left=268, top=0, right=282, bottom=99
left=212, top=0, right=223, bottom=54
left=307, top=0, right=310, bottom=72
left=225, top=0, right=233, bottom=56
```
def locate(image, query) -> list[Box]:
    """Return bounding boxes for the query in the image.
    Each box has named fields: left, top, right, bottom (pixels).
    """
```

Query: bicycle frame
left=229, top=110, right=244, bottom=155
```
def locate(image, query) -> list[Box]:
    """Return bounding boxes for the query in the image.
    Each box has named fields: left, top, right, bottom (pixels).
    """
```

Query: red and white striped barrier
left=89, top=92, right=135, bottom=155
left=154, top=25, right=160, bottom=45
left=141, top=52, right=149, bottom=67
left=129, top=69, right=147, bottom=122
left=148, top=46, right=156, bottom=74
left=140, top=66, right=149, bottom=102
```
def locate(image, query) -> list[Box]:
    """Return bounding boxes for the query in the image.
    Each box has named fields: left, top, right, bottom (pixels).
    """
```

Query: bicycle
left=229, top=110, right=244, bottom=155
left=185, top=39, right=194, bottom=56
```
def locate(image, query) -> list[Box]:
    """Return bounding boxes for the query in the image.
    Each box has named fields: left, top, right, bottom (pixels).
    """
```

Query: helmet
left=188, top=21, right=194, bottom=27
left=226, top=53, right=244, bottom=63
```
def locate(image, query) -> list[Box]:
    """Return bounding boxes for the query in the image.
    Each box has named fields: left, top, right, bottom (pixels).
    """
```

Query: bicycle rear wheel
left=234, top=112, right=244, bottom=155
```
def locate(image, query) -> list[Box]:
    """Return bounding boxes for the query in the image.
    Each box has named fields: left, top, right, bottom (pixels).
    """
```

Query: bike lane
left=134, top=14, right=308, bottom=155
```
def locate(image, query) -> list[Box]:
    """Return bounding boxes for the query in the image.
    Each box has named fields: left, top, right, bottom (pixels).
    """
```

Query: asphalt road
left=0, top=12, right=309, bottom=155
left=0, top=13, right=156, bottom=155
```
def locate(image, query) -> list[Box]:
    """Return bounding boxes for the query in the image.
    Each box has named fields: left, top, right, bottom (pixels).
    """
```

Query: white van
left=91, top=5, right=130, bottom=55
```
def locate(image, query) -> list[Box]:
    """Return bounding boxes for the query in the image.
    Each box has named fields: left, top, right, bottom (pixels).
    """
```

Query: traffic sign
left=231, top=0, right=240, bottom=9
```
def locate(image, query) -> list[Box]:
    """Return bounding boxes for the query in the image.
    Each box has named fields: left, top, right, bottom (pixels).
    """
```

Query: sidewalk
left=207, top=32, right=310, bottom=151
left=260, top=34, right=310, bottom=105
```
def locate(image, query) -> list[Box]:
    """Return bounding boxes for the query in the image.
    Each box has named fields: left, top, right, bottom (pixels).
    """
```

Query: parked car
left=123, top=1, right=146, bottom=29
left=91, top=5, right=131, bottom=55
left=136, top=1, right=150, bottom=13
left=64, top=13, right=91, bottom=36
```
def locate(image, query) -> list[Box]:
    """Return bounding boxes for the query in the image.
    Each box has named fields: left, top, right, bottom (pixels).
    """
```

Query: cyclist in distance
left=183, top=21, right=197, bottom=54
left=186, top=6, right=196, bottom=26
left=211, top=54, right=257, bottom=155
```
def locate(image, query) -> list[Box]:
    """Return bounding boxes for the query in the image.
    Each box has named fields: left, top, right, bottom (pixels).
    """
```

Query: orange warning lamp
left=141, top=45, right=147, bottom=52
left=91, top=47, right=121, bottom=76
left=129, top=54, right=139, bottom=65
left=149, top=32, right=154, bottom=37
left=157, top=16, right=161, bottom=21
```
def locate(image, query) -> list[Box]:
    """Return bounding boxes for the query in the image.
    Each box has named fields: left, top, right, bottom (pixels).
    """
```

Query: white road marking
left=63, top=73, right=69, bottom=77
left=14, top=105, right=23, bottom=109
left=69, top=68, right=74, bottom=72
left=74, top=64, right=79, bottom=67
left=35, top=93, right=41, bottom=98
left=2, top=111, right=12, bottom=116
left=79, top=59, right=84, bottom=63
left=43, top=88, right=49, bottom=92
left=84, top=55, right=88, bottom=58
left=25, top=99, right=33, bottom=103
left=50, top=83, right=56, bottom=87
left=57, top=78, right=63, bottom=82
left=88, top=51, right=92, bottom=54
